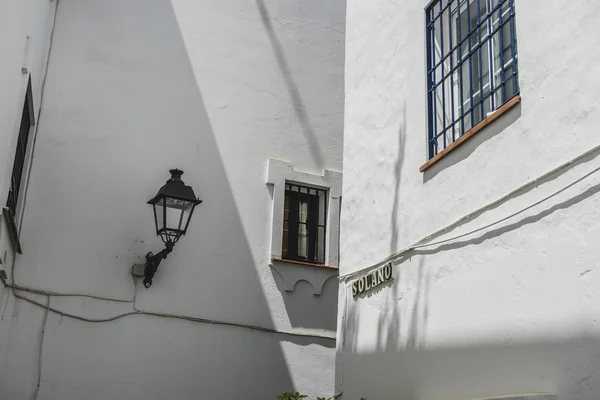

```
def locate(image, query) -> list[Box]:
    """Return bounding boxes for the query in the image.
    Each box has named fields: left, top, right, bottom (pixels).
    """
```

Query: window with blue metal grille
left=426, top=0, right=519, bottom=158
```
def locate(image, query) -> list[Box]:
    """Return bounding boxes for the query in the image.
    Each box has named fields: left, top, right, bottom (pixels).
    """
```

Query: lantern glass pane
left=154, top=198, right=166, bottom=232
left=181, top=206, right=193, bottom=232
left=164, top=197, right=194, bottom=232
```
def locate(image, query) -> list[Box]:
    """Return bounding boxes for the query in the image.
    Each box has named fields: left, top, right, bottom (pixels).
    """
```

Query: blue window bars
left=426, top=0, right=519, bottom=158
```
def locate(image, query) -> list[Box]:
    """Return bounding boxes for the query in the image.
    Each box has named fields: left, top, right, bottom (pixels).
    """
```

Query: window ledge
left=271, top=257, right=339, bottom=270
left=420, top=94, right=521, bottom=173
left=270, top=258, right=338, bottom=295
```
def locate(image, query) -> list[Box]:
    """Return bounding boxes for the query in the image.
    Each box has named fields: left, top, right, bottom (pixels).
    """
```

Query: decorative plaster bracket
left=270, top=259, right=338, bottom=295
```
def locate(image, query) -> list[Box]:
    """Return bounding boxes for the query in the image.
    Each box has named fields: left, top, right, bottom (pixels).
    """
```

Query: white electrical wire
left=34, top=295, right=50, bottom=400
left=9, top=286, right=335, bottom=340
left=340, top=143, right=600, bottom=283
left=333, top=146, right=600, bottom=400
left=8, top=282, right=134, bottom=303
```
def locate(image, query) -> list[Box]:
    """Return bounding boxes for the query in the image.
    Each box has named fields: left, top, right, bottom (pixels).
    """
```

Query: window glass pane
left=154, top=203, right=163, bottom=231
left=450, top=0, right=458, bottom=64
left=434, top=13, right=442, bottom=61
left=165, top=206, right=184, bottom=231
left=460, top=56, right=471, bottom=116
left=284, top=192, right=289, bottom=221
left=164, top=198, right=194, bottom=231
left=318, top=190, right=326, bottom=226
left=441, top=5, right=450, bottom=59
left=318, top=226, right=325, bottom=264
left=282, top=220, right=288, bottom=258
left=298, top=200, right=308, bottom=258
left=463, top=110, right=473, bottom=132
left=181, top=207, right=192, bottom=231
left=165, top=197, right=194, bottom=211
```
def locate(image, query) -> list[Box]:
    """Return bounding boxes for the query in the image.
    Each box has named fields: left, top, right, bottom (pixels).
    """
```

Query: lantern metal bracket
left=142, top=242, right=175, bottom=288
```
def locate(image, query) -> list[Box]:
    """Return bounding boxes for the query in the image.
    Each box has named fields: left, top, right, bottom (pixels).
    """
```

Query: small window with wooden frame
left=282, top=183, right=327, bottom=264
left=267, top=159, right=341, bottom=268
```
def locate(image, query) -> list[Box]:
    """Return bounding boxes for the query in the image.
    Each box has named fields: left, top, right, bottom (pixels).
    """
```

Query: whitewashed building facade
left=0, top=0, right=345, bottom=399
left=338, top=0, right=600, bottom=399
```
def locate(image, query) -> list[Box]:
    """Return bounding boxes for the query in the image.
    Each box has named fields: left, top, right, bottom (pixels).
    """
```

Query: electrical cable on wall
left=334, top=145, right=600, bottom=399
left=339, top=143, right=600, bottom=283
left=0, top=275, right=335, bottom=341
left=34, top=295, right=50, bottom=400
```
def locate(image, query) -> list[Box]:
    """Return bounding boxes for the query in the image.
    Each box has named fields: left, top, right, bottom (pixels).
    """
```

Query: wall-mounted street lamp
left=142, top=169, right=202, bottom=288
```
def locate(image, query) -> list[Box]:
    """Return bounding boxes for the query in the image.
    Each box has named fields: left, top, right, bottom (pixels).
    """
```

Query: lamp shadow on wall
left=423, top=104, right=522, bottom=183
left=4, top=0, right=308, bottom=398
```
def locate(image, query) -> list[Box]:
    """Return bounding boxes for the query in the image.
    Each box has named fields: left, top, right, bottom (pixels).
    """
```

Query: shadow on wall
left=341, top=154, right=600, bottom=399
left=341, top=103, right=600, bottom=399
left=343, top=330, right=600, bottom=400
left=273, top=270, right=339, bottom=333
left=2, top=0, right=315, bottom=398
left=390, top=104, right=406, bottom=256
left=255, top=0, right=326, bottom=170
left=343, top=253, right=600, bottom=399
left=345, top=148, right=600, bottom=354
left=423, top=104, right=522, bottom=183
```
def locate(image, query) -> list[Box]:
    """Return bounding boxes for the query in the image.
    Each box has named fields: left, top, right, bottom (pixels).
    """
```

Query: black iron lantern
left=148, top=169, right=202, bottom=244
left=142, top=169, right=202, bottom=288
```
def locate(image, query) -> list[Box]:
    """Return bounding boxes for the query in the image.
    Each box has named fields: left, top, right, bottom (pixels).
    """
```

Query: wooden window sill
left=420, top=94, right=521, bottom=173
left=271, top=257, right=339, bottom=270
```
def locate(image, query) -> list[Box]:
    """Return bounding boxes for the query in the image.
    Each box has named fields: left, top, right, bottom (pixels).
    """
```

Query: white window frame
left=267, top=159, right=342, bottom=267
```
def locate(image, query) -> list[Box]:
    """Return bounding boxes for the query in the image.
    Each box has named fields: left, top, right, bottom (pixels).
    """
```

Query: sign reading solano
left=351, top=262, right=392, bottom=297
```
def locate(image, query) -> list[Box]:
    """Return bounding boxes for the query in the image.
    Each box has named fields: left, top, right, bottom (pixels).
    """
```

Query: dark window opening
left=282, top=183, right=327, bottom=264
left=6, top=78, right=34, bottom=218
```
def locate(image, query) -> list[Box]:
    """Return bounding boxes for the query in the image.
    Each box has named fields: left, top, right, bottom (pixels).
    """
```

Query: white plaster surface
left=0, top=0, right=345, bottom=398
left=0, top=0, right=56, bottom=391
left=0, top=0, right=55, bottom=214
left=339, top=0, right=600, bottom=399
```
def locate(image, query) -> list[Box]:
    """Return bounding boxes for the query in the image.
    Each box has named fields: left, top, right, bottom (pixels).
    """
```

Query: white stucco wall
left=340, top=0, right=600, bottom=399
left=0, top=0, right=56, bottom=388
left=0, top=0, right=344, bottom=399
left=0, top=0, right=55, bottom=208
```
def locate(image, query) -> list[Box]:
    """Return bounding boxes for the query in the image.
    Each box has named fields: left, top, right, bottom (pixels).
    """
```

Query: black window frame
left=6, top=76, right=35, bottom=219
left=282, top=182, right=327, bottom=265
